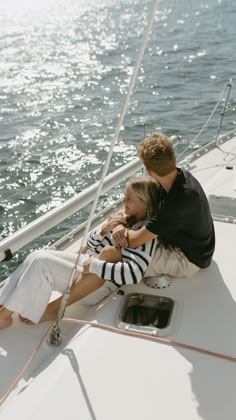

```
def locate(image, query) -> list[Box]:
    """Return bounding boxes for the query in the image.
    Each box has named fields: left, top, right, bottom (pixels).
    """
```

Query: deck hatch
left=209, top=194, right=236, bottom=222
left=116, top=293, right=174, bottom=336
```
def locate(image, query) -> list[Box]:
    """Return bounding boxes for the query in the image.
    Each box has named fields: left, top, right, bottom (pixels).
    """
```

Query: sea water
left=0, top=0, right=235, bottom=279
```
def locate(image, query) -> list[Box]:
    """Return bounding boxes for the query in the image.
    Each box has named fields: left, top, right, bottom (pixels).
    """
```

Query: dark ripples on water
left=0, top=0, right=236, bottom=279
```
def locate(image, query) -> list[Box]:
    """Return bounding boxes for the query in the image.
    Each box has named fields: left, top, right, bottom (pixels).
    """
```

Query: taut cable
left=47, top=0, right=160, bottom=346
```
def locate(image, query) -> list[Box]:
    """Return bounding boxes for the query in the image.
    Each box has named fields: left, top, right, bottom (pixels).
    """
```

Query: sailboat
left=0, top=0, right=236, bottom=418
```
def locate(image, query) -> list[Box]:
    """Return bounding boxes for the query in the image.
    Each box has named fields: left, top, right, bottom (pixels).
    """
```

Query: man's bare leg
left=98, top=246, right=122, bottom=263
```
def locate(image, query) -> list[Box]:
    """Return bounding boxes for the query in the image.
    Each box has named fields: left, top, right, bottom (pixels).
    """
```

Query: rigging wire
left=176, top=82, right=229, bottom=162
left=216, top=81, right=233, bottom=140
left=47, top=0, right=160, bottom=346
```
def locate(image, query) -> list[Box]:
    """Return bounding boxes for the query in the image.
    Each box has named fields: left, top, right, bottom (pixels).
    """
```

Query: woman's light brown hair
left=127, top=177, right=160, bottom=220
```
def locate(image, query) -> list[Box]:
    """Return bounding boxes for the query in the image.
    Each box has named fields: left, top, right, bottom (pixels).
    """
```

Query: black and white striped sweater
left=86, top=226, right=157, bottom=287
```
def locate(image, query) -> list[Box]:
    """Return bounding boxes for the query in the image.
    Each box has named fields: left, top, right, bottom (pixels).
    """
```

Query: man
left=112, top=132, right=215, bottom=277
left=38, top=132, right=215, bottom=322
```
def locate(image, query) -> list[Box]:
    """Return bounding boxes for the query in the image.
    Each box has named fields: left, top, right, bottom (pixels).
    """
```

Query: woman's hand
left=101, top=212, right=127, bottom=235
left=112, top=225, right=128, bottom=248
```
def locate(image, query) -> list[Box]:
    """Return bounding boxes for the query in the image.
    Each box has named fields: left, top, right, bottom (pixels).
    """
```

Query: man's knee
left=99, top=246, right=115, bottom=259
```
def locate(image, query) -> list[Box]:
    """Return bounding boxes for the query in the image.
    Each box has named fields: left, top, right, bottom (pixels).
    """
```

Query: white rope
left=48, top=0, right=160, bottom=345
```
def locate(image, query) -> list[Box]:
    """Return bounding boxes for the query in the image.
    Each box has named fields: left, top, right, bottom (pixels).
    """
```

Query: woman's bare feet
left=0, top=308, right=14, bottom=329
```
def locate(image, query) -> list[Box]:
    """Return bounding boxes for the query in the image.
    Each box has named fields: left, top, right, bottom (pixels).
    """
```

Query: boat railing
left=178, top=128, right=236, bottom=167
left=1, top=127, right=235, bottom=264
left=51, top=197, right=124, bottom=252
left=0, top=159, right=143, bottom=263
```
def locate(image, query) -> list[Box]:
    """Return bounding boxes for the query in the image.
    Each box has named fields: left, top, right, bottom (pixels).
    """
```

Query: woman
left=0, top=177, right=160, bottom=329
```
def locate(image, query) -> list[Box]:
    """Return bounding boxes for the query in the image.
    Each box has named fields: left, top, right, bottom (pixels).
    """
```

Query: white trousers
left=0, top=250, right=115, bottom=323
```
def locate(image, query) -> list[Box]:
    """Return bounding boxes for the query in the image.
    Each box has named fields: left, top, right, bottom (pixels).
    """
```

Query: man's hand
left=112, top=224, right=128, bottom=248
left=82, top=256, right=93, bottom=274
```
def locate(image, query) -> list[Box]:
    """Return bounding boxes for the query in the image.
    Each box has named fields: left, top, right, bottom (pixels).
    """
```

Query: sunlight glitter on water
left=0, top=0, right=236, bottom=279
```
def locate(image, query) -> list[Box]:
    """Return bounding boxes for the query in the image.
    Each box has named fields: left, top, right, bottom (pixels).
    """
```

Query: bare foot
left=0, top=305, right=3, bottom=311
left=0, top=308, right=14, bottom=329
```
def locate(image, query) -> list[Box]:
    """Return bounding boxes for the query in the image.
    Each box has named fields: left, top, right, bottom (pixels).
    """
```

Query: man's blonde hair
left=138, top=132, right=176, bottom=176
left=127, top=177, right=160, bottom=219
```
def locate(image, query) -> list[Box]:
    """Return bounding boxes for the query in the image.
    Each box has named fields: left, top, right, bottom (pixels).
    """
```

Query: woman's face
left=122, top=185, right=146, bottom=220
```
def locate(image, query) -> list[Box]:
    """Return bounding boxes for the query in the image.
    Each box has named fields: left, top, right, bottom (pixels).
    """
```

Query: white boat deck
left=0, top=136, right=236, bottom=420
left=187, top=136, right=236, bottom=199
